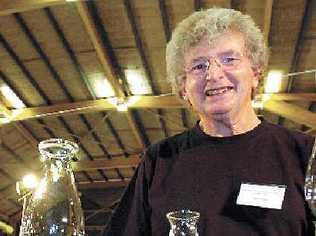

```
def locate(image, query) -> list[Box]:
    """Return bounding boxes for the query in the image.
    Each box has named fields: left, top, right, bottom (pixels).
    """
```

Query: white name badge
left=236, top=183, right=286, bottom=210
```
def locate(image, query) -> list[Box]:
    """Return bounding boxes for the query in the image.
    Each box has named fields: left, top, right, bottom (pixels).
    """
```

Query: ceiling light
left=116, top=102, right=128, bottom=112
left=264, top=70, right=283, bottom=93
left=107, top=96, right=141, bottom=112
left=22, top=174, right=38, bottom=189
left=89, top=73, right=115, bottom=98
left=125, top=69, right=152, bottom=95
left=0, top=85, right=25, bottom=109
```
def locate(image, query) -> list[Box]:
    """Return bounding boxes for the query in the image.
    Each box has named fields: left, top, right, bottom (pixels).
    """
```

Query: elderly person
left=105, top=7, right=314, bottom=236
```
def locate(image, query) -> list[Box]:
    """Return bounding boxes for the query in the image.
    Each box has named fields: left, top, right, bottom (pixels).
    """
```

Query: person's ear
left=252, top=66, right=262, bottom=89
left=179, top=79, right=187, bottom=100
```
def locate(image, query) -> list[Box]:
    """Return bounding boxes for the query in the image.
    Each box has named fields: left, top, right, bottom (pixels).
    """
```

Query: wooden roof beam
left=72, top=155, right=141, bottom=172
left=6, top=93, right=316, bottom=122
left=0, top=100, right=38, bottom=147
left=78, top=179, right=130, bottom=190
left=287, top=0, right=312, bottom=92
left=0, top=0, right=66, bottom=16
left=2, top=155, right=141, bottom=172
left=75, top=1, right=125, bottom=98
left=263, top=100, right=316, bottom=129
left=76, top=1, right=146, bottom=149
left=263, top=0, right=274, bottom=44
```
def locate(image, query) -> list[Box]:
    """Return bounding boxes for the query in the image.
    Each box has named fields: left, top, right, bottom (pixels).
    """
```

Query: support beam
left=76, top=1, right=146, bottom=148
left=6, top=93, right=316, bottom=122
left=263, top=100, right=316, bottom=129
left=263, top=0, right=273, bottom=44
left=2, top=155, right=141, bottom=172
left=0, top=100, right=38, bottom=147
left=126, top=111, right=147, bottom=148
left=9, top=95, right=183, bottom=121
left=75, top=1, right=125, bottom=98
left=78, top=179, right=130, bottom=190
left=72, top=155, right=140, bottom=171
left=263, top=93, right=316, bottom=101
left=0, top=0, right=66, bottom=16
left=287, top=0, right=312, bottom=92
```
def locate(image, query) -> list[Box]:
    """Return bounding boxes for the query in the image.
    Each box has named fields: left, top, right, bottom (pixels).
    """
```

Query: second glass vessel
left=19, top=139, right=85, bottom=236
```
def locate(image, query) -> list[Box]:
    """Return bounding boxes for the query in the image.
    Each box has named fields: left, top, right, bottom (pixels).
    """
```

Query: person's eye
left=222, top=57, right=240, bottom=64
left=192, top=62, right=207, bottom=71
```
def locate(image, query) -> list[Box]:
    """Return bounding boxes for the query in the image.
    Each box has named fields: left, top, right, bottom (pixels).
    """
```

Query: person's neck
left=199, top=107, right=261, bottom=137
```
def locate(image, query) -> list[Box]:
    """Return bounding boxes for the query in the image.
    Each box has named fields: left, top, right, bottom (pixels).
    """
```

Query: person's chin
left=204, top=107, right=233, bottom=119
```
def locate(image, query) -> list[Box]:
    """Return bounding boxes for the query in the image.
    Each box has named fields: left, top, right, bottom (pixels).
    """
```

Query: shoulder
left=144, top=128, right=192, bottom=160
left=260, top=121, right=314, bottom=162
left=262, top=121, right=313, bottom=145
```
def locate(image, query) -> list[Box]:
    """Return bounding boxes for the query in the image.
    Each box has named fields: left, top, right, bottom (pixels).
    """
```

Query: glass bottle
left=19, top=139, right=85, bottom=236
left=166, top=209, right=200, bottom=236
left=305, top=138, right=316, bottom=233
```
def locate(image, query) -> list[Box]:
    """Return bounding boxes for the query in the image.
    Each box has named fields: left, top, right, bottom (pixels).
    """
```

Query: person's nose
left=205, top=58, right=224, bottom=81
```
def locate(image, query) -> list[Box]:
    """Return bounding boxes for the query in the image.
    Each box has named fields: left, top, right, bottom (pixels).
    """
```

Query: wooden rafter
left=5, top=93, right=316, bottom=122
left=0, top=0, right=66, bottom=16
left=75, top=1, right=125, bottom=98
left=75, top=1, right=146, bottom=149
left=78, top=179, right=130, bottom=190
left=72, top=155, right=140, bottom=171
left=263, top=100, right=316, bottom=129
left=287, top=0, right=312, bottom=92
left=0, top=101, right=38, bottom=147
left=263, top=0, right=273, bottom=44
left=2, top=155, right=141, bottom=172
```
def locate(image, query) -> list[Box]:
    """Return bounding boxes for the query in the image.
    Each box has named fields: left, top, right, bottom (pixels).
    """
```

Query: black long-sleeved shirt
left=105, top=121, right=315, bottom=235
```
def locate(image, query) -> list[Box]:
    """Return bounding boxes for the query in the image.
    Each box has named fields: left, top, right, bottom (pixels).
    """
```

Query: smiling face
left=182, top=30, right=260, bottom=121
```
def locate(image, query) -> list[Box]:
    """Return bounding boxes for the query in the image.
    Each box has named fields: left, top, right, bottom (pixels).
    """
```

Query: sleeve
left=104, top=153, right=152, bottom=236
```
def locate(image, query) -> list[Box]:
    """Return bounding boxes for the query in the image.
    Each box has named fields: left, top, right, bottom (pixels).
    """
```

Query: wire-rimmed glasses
left=185, top=52, right=243, bottom=78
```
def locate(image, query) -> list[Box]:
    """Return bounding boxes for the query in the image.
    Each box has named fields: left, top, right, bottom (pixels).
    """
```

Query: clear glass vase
left=166, top=209, right=200, bottom=236
left=19, top=139, right=85, bottom=236
left=305, top=139, right=316, bottom=235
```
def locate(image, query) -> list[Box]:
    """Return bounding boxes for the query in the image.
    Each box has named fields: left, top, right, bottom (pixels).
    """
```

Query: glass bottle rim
left=38, top=138, right=79, bottom=161
left=166, top=209, right=200, bottom=221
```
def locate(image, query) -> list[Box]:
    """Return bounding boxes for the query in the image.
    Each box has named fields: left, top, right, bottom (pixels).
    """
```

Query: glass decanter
left=19, top=139, right=85, bottom=236
left=166, top=209, right=200, bottom=236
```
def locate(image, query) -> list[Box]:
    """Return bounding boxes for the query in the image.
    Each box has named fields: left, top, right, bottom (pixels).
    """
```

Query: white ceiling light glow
left=264, top=70, right=283, bottom=93
left=125, top=69, right=152, bottom=95
left=22, top=174, right=38, bottom=189
left=89, top=73, right=115, bottom=98
left=0, top=85, right=25, bottom=109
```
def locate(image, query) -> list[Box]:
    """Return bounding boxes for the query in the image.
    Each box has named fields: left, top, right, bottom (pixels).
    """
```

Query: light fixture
left=22, top=174, right=38, bottom=189
left=107, top=96, right=141, bottom=112
left=16, top=174, right=39, bottom=197
left=125, top=69, right=152, bottom=95
left=116, top=101, right=128, bottom=112
left=0, top=85, right=25, bottom=108
left=264, top=70, right=283, bottom=93
left=89, top=73, right=115, bottom=98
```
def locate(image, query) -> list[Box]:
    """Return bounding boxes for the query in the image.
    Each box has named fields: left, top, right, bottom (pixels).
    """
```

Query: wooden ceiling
left=0, top=0, right=315, bottom=235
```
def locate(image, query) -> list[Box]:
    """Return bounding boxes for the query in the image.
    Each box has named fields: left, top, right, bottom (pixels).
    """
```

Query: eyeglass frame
left=184, top=51, right=245, bottom=78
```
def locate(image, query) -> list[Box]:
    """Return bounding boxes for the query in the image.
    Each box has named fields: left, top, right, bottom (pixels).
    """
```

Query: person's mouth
left=205, top=86, right=234, bottom=96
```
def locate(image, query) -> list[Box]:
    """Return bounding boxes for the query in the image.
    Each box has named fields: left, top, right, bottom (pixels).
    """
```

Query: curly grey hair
left=166, top=7, right=269, bottom=98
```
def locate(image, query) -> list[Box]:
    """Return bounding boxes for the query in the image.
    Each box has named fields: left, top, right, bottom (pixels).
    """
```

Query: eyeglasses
left=185, top=53, right=243, bottom=77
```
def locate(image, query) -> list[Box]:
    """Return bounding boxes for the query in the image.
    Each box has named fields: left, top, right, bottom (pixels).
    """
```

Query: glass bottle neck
left=43, top=158, right=72, bottom=182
